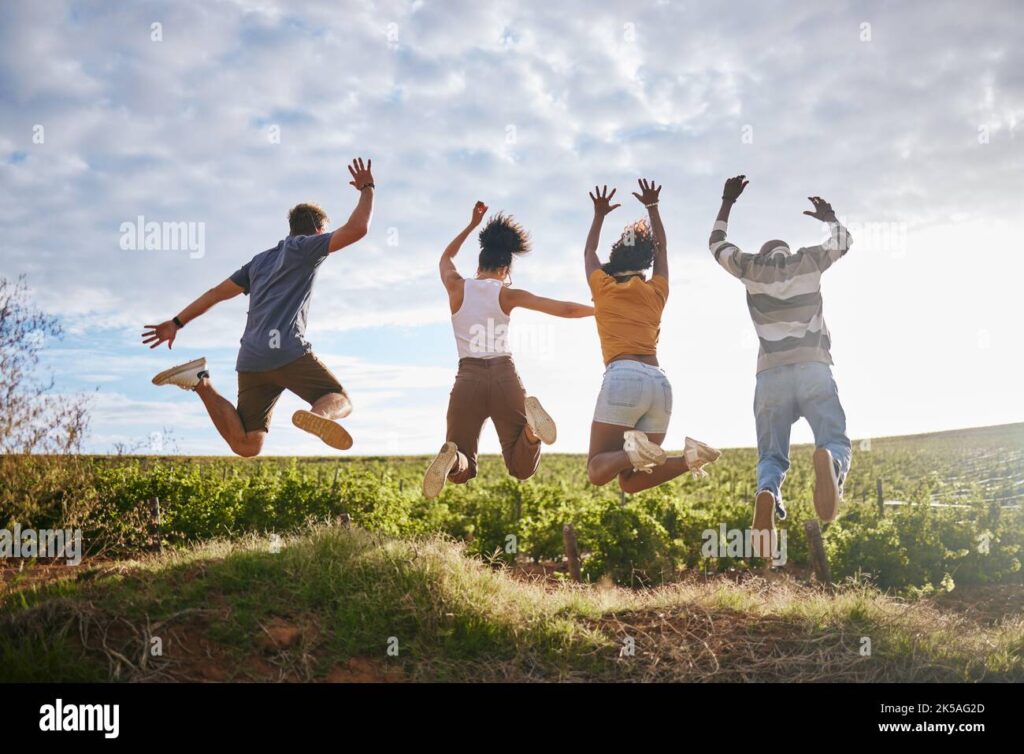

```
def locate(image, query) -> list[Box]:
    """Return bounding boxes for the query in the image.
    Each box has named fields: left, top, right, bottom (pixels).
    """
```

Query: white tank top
left=452, top=278, right=512, bottom=359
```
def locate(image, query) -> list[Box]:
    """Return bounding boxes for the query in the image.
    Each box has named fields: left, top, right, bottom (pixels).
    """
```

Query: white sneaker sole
left=152, top=357, right=206, bottom=387
left=291, top=410, right=353, bottom=451
left=423, top=442, right=459, bottom=499
left=813, top=448, right=840, bottom=522
left=524, top=397, right=557, bottom=445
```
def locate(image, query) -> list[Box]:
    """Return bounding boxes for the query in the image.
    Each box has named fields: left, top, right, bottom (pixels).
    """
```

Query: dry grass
left=1, top=525, right=1021, bottom=682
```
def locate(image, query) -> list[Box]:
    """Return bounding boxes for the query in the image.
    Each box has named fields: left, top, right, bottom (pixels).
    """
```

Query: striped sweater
left=709, top=219, right=853, bottom=373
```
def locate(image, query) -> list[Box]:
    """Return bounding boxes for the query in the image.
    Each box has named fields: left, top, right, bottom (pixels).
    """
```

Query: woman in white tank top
left=423, top=202, right=595, bottom=499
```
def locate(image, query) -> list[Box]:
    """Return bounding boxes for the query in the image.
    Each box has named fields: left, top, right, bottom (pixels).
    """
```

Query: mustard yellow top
left=588, top=269, right=669, bottom=365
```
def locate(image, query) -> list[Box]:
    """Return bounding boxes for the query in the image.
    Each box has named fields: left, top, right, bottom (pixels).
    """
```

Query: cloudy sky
left=1, top=0, right=1022, bottom=456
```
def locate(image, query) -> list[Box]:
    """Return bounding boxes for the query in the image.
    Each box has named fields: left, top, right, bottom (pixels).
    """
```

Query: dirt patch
left=256, top=618, right=304, bottom=651
left=324, top=657, right=405, bottom=683
left=589, top=603, right=872, bottom=682
left=927, top=583, right=1024, bottom=625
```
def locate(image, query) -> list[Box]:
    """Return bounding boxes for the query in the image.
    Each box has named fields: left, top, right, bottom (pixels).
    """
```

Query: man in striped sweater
left=710, top=175, right=853, bottom=537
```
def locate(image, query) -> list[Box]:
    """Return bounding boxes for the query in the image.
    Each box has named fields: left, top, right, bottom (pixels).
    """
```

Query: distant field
left=2, top=423, right=1022, bottom=591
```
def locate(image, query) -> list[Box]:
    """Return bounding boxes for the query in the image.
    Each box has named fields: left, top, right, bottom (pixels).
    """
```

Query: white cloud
left=2, top=0, right=1022, bottom=455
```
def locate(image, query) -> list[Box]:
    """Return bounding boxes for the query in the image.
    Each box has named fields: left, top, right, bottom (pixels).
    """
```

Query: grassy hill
left=2, top=423, right=1021, bottom=682
left=2, top=524, right=1021, bottom=682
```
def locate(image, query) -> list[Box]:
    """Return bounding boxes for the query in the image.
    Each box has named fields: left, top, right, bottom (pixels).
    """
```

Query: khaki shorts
left=237, top=353, right=345, bottom=433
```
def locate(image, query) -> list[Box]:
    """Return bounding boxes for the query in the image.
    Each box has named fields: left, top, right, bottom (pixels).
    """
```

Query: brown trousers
left=446, top=356, right=541, bottom=483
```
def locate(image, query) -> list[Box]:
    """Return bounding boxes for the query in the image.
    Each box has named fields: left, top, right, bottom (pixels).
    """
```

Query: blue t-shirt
left=230, top=233, right=332, bottom=372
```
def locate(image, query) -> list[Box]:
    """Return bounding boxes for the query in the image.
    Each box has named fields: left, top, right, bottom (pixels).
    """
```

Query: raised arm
left=799, top=196, right=854, bottom=271
left=503, top=288, right=594, bottom=318
left=141, top=277, right=243, bottom=350
left=708, top=174, right=750, bottom=279
left=327, top=157, right=375, bottom=253
left=585, top=185, right=620, bottom=279
left=632, top=178, right=666, bottom=279
left=440, top=201, right=487, bottom=293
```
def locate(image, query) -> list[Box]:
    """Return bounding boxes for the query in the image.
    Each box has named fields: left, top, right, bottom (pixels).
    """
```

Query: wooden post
left=876, top=479, right=884, bottom=517
left=803, top=519, right=832, bottom=591
left=332, top=466, right=341, bottom=489
left=562, top=524, right=582, bottom=583
left=147, top=497, right=162, bottom=553
left=619, top=488, right=626, bottom=506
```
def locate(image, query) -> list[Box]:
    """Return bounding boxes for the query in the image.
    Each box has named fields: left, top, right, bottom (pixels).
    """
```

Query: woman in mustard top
left=583, top=180, right=721, bottom=492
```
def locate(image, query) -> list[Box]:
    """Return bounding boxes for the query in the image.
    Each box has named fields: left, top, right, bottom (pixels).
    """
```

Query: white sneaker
left=524, top=396, right=557, bottom=445
left=152, top=357, right=207, bottom=391
left=683, top=436, right=721, bottom=480
left=623, top=430, right=667, bottom=473
left=423, top=442, right=460, bottom=499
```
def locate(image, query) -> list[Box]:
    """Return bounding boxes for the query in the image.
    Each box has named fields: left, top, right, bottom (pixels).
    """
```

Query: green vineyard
left=4, top=423, right=1021, bottom=593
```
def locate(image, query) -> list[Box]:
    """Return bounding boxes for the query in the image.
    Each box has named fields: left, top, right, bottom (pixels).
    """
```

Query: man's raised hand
left=470, top=200, right=488, bottom=228
left=142, top=321, right=177, bottom=350
left=722, top=175, right=749, bottom=203
left=803, top=196, right=837, bottom=222
left=589, top=185, right=620, bottom=217
left=347, top=157, right=374, bottom=191
left=632, top=178, right=661, bottom=207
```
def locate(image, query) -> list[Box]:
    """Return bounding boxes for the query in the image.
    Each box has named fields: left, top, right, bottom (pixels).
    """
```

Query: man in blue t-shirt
left=142, top=158, right=375, bottom=456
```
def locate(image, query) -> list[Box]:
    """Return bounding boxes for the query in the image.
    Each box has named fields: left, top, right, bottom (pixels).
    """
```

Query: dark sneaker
left=812, top=447, right=841, bottom=522
left=751, top=489, right=776, bottom=558
left=753, top=489, right=776, bottom=532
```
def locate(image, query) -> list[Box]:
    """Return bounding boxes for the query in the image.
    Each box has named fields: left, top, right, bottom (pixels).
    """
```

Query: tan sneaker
left=291, top=410, right=353, bottom=451
left=423, top=442, right=459, bottom=499
left=683, top=436, right=721, bottom=480
left=623, top=430, right=667, bottom=473
left=752, top=489, right=776, bottom=532
left=152, top=357, right=207, bottom=390
left=524, top=396, right=557, bottom=445
left=812, top=448, right=841, bottom=522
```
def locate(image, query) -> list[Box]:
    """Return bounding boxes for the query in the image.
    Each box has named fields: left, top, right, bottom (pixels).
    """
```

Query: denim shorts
left=592, top=360, right=673, bottom=433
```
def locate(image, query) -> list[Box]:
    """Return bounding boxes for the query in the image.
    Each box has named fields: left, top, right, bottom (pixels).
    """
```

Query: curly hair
left=478, top=212, right=531, bottom=271
left=288, top=203, right=330, bottom=236
left=602, top=219, right=656, bottom=276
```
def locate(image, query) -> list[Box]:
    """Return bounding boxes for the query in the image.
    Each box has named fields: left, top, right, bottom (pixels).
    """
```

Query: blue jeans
left=754, top=362, right=851, bottom=503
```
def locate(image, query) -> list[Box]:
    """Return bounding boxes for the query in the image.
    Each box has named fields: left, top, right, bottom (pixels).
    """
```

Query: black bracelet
left=173, top=316, right=184, bottom=329
left=721, top=196, right=736, bottom=203
left=359, top=183, right=375, bottom=191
